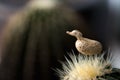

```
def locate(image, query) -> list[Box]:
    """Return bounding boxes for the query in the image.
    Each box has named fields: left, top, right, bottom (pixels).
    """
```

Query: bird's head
left=66, top=30, right=83, bottom=39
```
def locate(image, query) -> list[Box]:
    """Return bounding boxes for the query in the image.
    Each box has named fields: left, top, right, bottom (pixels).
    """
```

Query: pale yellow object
left=27, top=0, right=58, bottom=9
left=58, top=53, right=112, bottom=80
left=66, top=30, right=102, bottom=55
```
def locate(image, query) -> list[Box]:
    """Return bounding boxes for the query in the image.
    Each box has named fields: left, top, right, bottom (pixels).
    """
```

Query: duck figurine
left=66, top=30, right=102, bottom=55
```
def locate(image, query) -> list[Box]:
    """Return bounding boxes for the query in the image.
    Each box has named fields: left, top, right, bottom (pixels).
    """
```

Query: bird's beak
left=66, top=31, right=70, bottom=34
left=66, top=31, right=73, bottom=36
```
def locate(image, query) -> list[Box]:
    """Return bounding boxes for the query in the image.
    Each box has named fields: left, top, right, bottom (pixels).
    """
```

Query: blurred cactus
left=0, top=0, right=86, bottom=80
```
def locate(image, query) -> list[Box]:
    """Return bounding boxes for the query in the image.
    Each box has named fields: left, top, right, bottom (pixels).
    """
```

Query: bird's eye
left=74, top=32, right=78, bottom=35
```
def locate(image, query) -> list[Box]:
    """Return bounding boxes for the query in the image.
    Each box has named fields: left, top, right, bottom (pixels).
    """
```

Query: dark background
left=0, top=0, right=120, bottom=80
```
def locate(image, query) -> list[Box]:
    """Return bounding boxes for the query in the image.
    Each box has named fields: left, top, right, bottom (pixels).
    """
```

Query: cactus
left=0, top=0, right=85, bottom=80
left=57, top=52, right=120, bottom=80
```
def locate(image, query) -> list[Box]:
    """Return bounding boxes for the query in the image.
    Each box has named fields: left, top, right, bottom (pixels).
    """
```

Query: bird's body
left=75, top=38, right=102, bottom=55
left=66, top=30, right=102, bottom=55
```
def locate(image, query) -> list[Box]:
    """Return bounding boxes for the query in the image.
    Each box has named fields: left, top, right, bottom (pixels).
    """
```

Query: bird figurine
left=66, top=30, right=102, bottom=55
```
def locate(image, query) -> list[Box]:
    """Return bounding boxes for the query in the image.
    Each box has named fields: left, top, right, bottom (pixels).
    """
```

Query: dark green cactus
left=99, top=68, right=120, bottom=80
left=0, top=2, right=85, bottom=80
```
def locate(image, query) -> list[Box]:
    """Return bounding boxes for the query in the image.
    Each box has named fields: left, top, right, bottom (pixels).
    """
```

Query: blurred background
left=0, top=0, right=120, bottom=80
